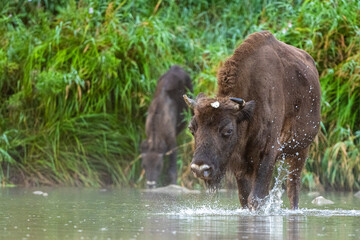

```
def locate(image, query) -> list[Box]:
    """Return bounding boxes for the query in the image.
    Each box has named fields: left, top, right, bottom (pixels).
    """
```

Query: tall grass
left=0, top=0, right=359, bottom=190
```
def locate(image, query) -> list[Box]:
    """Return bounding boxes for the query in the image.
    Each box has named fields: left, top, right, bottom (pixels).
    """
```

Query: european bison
left=141, top=66, right=192, bottom=188
left=184, top=31, right=320, bottom=209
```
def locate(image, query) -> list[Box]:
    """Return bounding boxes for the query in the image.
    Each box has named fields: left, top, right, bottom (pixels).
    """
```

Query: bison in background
left=141, top=66, right=193, bottom=189
left=184, top=31, right=320, bottom=210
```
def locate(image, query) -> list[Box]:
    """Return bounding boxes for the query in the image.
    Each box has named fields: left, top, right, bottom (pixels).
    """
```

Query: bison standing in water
left=141, top=66, right=192, bottom=188
left=184, top=31, right=320, bottom=209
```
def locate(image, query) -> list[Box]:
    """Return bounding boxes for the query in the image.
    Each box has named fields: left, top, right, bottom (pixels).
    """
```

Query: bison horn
left=229, top=97, right=246, bottom=109
left=183, top=95, right=196, bottom=109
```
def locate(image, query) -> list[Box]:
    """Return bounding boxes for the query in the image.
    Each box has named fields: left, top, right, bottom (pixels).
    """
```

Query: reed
left=0, top=0, right=358, bottom=190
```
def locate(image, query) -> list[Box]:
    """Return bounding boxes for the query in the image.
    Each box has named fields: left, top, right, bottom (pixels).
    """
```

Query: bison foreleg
left=248, top=154, right=276, bottom=210
left=236, top=177, right=252, bottom=208
left=167, top=150, right=178, bottom=185
left=286, top=147, right=308, bottom=210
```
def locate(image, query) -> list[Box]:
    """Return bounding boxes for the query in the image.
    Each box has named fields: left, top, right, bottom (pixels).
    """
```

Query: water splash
left=157, top=159, right=360, bottom=218
left=255, top=157, right=288, bottom=215
left=166, top=207, right=360, bottom=217
left=175, top=205, right=240, bottom=216
left=163, top=160, right=290, bottom=217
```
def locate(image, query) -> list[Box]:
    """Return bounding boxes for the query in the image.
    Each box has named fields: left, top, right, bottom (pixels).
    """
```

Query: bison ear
left=183, top=95, right=196, bottom=109
left=237, top=100, right=255, bottom=122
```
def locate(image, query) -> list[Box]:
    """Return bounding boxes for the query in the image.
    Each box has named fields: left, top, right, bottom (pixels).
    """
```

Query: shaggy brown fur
left=186, top=31, right=320, bottom=209
left=141, top=65, right=192, bottom=188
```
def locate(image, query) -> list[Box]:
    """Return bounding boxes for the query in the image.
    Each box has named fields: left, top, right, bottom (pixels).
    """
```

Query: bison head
left=140, top=140, right=164, bottom=189
left=184, top=93, right=255, bottom=188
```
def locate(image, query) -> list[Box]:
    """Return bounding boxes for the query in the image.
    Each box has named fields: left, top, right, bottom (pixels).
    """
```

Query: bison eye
left=222, top=128, right=233, bottom=137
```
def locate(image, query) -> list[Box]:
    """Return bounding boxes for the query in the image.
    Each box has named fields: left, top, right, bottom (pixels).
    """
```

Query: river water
left=0, top=187, right=359, bottom=239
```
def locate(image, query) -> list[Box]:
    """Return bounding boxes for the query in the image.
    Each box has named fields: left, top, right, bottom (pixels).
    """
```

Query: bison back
left=217, top=31, right=321, bottom=153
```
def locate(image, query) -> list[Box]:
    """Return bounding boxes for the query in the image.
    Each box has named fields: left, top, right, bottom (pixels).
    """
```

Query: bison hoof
left=249, top=202, right=259, bottom=211
left=248, top=196, right=262, bottom=211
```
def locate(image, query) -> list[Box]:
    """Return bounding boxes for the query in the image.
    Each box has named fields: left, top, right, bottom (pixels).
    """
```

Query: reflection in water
left=237, top=216, right=284, bottom=240
left=238, top=215, right=304, bottom=240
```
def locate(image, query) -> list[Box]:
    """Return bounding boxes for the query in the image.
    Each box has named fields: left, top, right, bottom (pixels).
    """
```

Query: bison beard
left=184, top=31, right=321, bottom=210
left=204, top=167, right=226, bottom=191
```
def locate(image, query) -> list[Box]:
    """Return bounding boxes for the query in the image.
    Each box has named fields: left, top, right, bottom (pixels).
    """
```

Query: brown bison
left=141, top=65, right=192, bottom=188
left=184, top=31, right=320, bottom=209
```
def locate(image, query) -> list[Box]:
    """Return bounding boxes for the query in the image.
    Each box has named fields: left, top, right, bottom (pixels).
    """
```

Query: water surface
left=0, top=187, right=359, bottom=239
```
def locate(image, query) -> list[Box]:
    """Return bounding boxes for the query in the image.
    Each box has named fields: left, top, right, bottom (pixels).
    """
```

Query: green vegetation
left=0, top=0, right=359, bottom=190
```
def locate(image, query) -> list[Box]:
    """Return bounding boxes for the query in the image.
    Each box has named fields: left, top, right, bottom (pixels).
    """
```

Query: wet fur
left=190, top=31, right=321, bottom=209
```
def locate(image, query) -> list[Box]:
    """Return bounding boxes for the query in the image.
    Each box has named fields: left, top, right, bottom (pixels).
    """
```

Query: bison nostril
left=191, top=164, right=200, bottom=177
left=191, top=163, right=212, bottom=179
left=199, top=164, right=210, bottom=172
left=190, top=163, right=200, bottom=171
left=200, top=164, right=212, bottom=179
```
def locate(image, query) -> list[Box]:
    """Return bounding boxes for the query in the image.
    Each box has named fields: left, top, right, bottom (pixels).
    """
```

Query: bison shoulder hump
left=217, top=31, right=276, bottom=94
